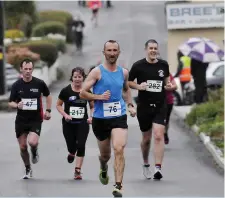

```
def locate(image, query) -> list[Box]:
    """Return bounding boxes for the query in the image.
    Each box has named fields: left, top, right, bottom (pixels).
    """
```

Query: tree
left=4, top=1, right=38, bottom=29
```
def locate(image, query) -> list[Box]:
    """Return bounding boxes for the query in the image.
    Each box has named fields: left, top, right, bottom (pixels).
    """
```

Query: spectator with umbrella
left=178, top=37, right=224, bottom=104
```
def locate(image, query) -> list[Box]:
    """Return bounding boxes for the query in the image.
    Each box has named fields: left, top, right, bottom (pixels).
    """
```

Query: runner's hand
left=17, top=101, right=23, bottom=109
left=64, top=114, right=72, bottom=122
left=101, top=90, right=110, bottom=100
left=87, top=117, right=92, bottom=124
left=164, top=81, right=173, bottom=90
left=138, top=82, right=147, bottom=90
left=44, top=111, right=51, bottom=120
left=128, top=106, right=136, bottom=117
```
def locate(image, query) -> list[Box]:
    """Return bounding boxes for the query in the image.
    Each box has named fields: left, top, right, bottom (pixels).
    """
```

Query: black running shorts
left=92, top=114, right=128, bottom=141
left=137, top=103, right=166, bottom=132
left=15, top=120, right=42, bottom=138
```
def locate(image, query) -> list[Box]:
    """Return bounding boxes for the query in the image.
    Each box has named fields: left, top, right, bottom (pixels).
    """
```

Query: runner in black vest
left=8, top=59, right=52, bottom=179
left=128, top=39, right=172, bottom=180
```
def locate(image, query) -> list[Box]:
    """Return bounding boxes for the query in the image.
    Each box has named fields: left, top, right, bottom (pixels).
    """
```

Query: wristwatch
left=46, top=109, right=51, bottom=113
left=127, top=103, right=134, bottom=108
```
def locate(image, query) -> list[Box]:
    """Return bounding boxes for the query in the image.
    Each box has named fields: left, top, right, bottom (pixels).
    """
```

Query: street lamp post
left=0, top=1, right=6, bottom=95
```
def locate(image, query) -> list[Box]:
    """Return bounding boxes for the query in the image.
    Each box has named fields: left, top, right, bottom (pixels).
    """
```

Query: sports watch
left=46, top=109, right=51, bottom=113
left=127, top=103, right=134, bottom=108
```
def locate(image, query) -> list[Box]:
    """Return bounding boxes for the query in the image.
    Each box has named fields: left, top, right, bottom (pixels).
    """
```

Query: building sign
left=166, top=2, right=224, bottom=29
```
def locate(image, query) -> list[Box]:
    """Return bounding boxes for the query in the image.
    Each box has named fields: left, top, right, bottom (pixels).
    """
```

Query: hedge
left=38, top=10, right=74, bottom=43
left=38, top=10, right=73, bottom=24
left=5, top=29, right=25, bottom=39
left=8, top=40, right=58, bottom=67
left=185, top=87, right=224, bottom=152
left=32, top=21, right=66, bottom=37
left=42, top=38, right=66, bottom=53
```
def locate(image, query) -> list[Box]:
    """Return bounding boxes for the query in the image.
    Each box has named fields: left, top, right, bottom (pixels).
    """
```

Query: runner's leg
left=74, top=122, right=90, bottom=179
left=111, top=128, right=128, bottom=197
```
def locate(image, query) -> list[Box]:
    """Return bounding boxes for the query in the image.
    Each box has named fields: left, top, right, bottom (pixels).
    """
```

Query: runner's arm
left=123, top=69, right=133, bottom=105
left=42, top=81, right=52, bottom=111
left=8, top=83, right=19, bottom=108
left=129, top=81, right=142, bottom=90
left=80, top=68, right=103, bottom=100
left=164, top=61, right=172, bottom=89
left=45, top=95, right=52, bottom=110
left=128, top=63, right=142, bottom=90
left=56, top=99, right=68, bottom=117
left=56, top=88, right=68, bottom=117
left=166, top=75, right=177, bottom=91
left=88, top=100, right=94, bottom=117
left=8, top=101, right=18, bottom=109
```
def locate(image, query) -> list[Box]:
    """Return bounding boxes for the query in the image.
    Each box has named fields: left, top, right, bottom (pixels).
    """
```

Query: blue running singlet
left=93, top=64, right=126, bottom=119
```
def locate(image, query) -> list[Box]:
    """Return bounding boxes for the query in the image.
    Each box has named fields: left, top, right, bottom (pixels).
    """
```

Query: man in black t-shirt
left=128, top=39, right=172, bottom=180
left=8, top=59, right=52, bottom=179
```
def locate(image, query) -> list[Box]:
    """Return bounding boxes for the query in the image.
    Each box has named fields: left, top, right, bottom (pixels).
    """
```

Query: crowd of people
left=8, top=39, right=177, bottom=197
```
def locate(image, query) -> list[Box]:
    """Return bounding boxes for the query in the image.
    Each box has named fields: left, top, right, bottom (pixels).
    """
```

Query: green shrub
left=208, top=86, right=224, bottom=102
left=208, top=121, right=224, bottom=138
left=208, top=121, right=224, bottom=151
left=38, top=10, right=73, bottom=24
left=186, top=100, right=223, bottom=126
left=32, top=21, right=66, bottom=37
left=42, top=38, right=66, bottom=53
left=38, top=10, right=74, bottom=43
left=5, top=1, right=39, bottom=29
left=5, top=29, right=25, bottom=39
left=10, top=40, right=58, bottom=67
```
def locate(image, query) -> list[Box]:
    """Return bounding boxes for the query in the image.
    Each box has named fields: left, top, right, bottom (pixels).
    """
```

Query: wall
left=32, top=57, right=60, bottom=86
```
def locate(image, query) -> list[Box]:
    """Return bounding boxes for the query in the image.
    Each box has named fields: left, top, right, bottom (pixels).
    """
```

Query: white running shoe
left=143, top=164, right=151, bottom=179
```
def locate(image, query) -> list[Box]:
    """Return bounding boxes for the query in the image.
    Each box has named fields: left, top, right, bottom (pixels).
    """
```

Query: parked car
left=5, top=63, right=20, bottom=90
left=173, top=60, right=224, bottom=105
left=206, top=61, right=224, bottom=89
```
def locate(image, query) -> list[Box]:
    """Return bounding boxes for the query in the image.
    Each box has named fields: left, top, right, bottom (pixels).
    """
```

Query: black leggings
left=62, top=121, right=89, bottom=157
left=165, top=103, right=173, bottom=126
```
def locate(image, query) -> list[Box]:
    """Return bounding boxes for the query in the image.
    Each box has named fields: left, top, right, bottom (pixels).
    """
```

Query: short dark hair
left=145, top=39, right=158, bottom=48
left=103, top=40, right=120, bottom=50
left=70, top=67, right=86, bottom=81
left=20, top=59, right=33, bottom=68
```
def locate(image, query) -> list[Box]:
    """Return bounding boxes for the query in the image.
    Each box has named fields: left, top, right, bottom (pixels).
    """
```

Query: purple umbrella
left=178, top=37, right=224, bottom=63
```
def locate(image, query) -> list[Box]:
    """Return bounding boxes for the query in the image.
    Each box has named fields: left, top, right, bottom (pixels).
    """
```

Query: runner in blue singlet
left=80, top=40, right=136, bottom=197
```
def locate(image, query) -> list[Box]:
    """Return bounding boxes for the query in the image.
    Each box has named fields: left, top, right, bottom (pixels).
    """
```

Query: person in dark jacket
left=191, top=59, right=208, bottom=104
left=72, top=15, right=85, bottom=52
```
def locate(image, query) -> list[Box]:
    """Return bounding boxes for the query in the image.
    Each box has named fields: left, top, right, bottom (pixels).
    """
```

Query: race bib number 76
left=103, top=101, right=121, bottom=117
